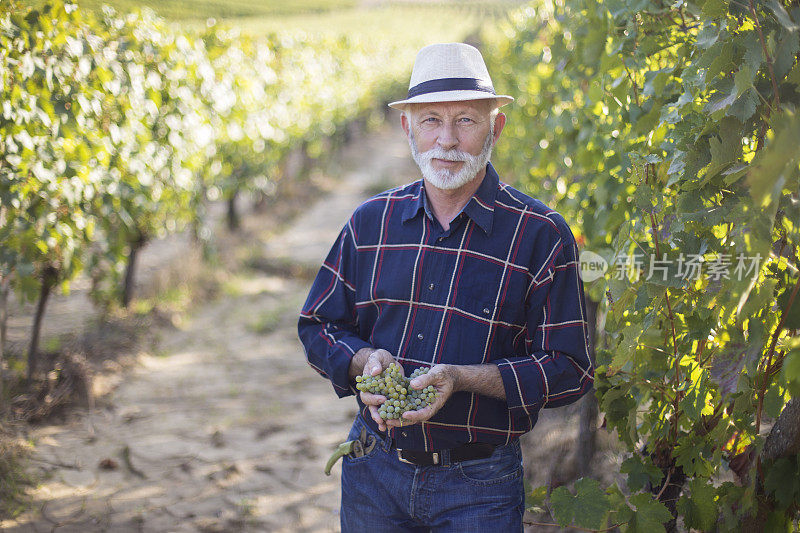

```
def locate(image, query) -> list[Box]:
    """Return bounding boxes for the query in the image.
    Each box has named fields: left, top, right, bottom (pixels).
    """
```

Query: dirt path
left=1, top=116, right=418, bottom=533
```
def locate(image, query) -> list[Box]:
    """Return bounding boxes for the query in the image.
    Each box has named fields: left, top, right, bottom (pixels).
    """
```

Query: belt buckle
left=397, top=449, right=414, bottom=465
left=396, top=449, right=440, bottom=465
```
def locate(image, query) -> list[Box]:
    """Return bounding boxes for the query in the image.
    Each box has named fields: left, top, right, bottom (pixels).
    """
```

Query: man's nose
left=436, top=123, right=458, bottom=150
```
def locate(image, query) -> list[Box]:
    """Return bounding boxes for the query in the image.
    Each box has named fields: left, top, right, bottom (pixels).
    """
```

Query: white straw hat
left=388, top=43, right=513, bottom=110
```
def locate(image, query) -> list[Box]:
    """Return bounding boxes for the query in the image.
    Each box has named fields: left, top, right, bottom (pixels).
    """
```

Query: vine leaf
left=667, top=150, right=686, bottom=178
left=763, top=456, right=800, bottom=509
left=677, top=479, right=718, bottom=531
left=781, top=347, right=800, bottom=396
left=734, top=64, right=755, bottom=97
left=619, top=493, right=673, bottom=533
left=727, top=88, right=759, bottom=122
left=703, top=41, right=734, bottom=80
left=705, top=117, right=743, bottom=180
left=675, top=440, right=711, bottom=477
left=746, top=113, right=800, bottom=207
left=549, top=478, right=611, bottom=529
left=696, top=22, right=723, bottom=49
left=777, top=282, right=800, bottom=329
left=709, top=342, right=762, bottom=396
left=742, top=31, right=763, bottom=72
left=722, top=163, right=748, bottom=185
left=787, top=60, right=800, bottom=87
left=774, top=31, right=800, bottom=80
left=620, top=455, right=663, bottom=492
left=705, top=88, right=737, bottom=115
left=766, top=0, right=799, bottom=32
left=763, top=383, right=785, bottom=419
left=702, top=0, right=727, bottom=19
left=525, top=483, right=547, bottom=512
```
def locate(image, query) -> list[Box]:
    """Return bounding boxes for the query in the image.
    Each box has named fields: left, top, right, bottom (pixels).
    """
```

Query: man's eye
left=458, top=117, right=474, bottom=123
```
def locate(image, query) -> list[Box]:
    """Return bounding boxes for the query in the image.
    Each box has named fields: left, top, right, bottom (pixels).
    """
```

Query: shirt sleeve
left=297, top=218, right=371, bottom=398
left=496, top=213, right=594, bottom=421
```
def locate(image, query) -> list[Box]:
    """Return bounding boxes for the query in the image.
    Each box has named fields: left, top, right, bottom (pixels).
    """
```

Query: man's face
left=402, top=100, right=503, bottom=191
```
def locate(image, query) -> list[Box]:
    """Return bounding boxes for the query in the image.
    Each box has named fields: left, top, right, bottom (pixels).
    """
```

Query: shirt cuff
left=496, top=357, right=545, bottom=418
left=329, top=336, right=373, bottom=398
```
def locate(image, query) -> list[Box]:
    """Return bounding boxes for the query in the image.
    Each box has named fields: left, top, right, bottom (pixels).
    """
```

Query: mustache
left=417, top=146, right=474, bottom=163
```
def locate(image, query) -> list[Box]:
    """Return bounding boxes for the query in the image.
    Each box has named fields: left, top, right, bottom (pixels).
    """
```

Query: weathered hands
left=353, top=350, right=461, bottom=431
left=397, top=364, right=458, bottom=426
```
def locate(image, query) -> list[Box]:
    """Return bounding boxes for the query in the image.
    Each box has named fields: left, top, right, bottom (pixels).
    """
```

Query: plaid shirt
left=298, top=162, right=593, bottom=451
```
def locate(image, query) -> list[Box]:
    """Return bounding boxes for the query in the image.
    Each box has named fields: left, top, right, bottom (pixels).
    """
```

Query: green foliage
left=485, top=0, right=800, bottom=529
left=550, top=478, right=613, bottom=529
left=619, top=493, right=674, bottom=533
left=0, top=429, right=33, bottom=519
left=32, top=0, right=359, bottom=20
left=525, top=482, right=548, bottom=512
left=782, top=339, right=800, bottom=396
left=676, top=478, right=718, bottom=531
left=31, top=0, right=527, bottom=23
left=764, top=455, right=800, bottom=510
left=620, top=455, right=663, bottom=492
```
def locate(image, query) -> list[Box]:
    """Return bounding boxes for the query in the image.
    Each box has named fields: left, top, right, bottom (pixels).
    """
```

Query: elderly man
left=298, top=43, right=593, bottom=532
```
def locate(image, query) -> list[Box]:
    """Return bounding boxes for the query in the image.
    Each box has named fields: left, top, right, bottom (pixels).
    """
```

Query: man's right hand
left=350, top=347, right=402, bottom=432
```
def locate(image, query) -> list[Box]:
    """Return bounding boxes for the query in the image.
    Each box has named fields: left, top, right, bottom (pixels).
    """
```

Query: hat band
left=406, top=77, right=496, bottom=99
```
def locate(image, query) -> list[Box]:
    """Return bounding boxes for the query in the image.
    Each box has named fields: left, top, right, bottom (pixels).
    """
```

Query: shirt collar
left=401, top=162, right=499, bottom=235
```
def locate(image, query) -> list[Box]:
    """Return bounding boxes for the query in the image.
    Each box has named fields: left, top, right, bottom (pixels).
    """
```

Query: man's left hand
left=383, top=364, right=459, bottom=428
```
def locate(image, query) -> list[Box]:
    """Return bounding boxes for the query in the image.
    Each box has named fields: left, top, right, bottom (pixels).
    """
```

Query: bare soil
left=1, top=115, right=620, bottom=533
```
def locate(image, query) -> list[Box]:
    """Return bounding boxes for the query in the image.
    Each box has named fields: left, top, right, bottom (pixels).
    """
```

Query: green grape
left=355, top=363, right=438, bottom=422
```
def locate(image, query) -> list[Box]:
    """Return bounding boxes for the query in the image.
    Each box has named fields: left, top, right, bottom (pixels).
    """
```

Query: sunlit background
left=3, top=0, right=800, bottom=531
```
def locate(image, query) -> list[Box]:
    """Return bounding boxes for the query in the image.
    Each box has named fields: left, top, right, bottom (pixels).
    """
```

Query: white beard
left=408, top=129, right=494, bottom=191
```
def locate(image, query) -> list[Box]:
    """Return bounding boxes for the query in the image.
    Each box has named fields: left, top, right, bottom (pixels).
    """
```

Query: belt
left=395, top=442, right=496, bottom=466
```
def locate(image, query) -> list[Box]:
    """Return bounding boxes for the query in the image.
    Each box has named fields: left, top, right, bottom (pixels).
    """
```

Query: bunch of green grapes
left=355, top=363, right=437, bottom=420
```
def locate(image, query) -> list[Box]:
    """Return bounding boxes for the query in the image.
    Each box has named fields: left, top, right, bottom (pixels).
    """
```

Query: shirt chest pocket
left=450, top=258, right=505, bottom=322
left=453, top=259, right=528, bottom=329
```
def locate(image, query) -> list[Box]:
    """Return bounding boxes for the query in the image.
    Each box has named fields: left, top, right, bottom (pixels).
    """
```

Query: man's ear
left=401, top=112, right=411, bottom=137
left=492, top=112, right=507, bottom=144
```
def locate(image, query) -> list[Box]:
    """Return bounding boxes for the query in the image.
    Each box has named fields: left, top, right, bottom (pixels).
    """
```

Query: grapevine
left=484, top=0, right=800, bottom=530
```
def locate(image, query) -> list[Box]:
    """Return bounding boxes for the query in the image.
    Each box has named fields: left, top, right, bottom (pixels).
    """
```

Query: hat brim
left=388, top=90, right=514, bottom=110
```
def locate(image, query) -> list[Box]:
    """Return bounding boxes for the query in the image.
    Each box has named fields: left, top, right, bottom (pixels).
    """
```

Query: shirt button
left=402, top=432, right=408, bottom=437
left=428, top=283, right=435, bottom=290
left=438, top=237, right=444, bottom=242
left=417, top=333, right=424, bottom=340
left=483, top=307, right=491, bottom=314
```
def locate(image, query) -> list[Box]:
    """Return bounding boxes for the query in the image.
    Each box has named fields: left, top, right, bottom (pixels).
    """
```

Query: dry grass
left=0, top=425, right=34, bottom=520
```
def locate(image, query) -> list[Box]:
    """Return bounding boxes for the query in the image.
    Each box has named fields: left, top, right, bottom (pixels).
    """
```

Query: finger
left=385, top=417, right=416, bottom=428
left=409, top=373, right=432, bottom=389
left=362, top=360, right=382, bottom=377
left=402, top=406, right=433, bottom=423
left=375, top=350, right=405, bottom=376
left=409, top=376, right=425, bottom=389
left=360, top=392, right=386, bottom=406
left=364, top=357, right=383, bottom=376
left=368, top=404, right=381, bottom=423
left=368, top=405, right=387, bottom=431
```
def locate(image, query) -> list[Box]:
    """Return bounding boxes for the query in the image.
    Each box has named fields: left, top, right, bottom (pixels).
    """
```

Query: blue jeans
left=340, top=415, right=525, bottom=532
